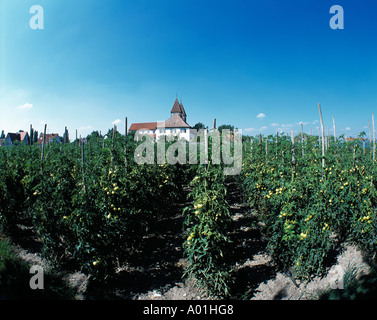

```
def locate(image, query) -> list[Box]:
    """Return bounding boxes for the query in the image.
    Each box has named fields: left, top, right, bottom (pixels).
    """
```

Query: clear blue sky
left=1, top=0, right=377, bottom=138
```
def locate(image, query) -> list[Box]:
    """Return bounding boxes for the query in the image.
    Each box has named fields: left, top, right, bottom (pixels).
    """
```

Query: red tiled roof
left=37, top=133, right=60, bottom=145
left=158, top=113, right=191, bottom=128
left=129, top=122, right=158, bottom=131
left=345, top=137, right=366, bottom=142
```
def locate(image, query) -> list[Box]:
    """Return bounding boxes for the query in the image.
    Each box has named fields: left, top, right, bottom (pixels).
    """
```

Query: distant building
left=129, top=98, right=193, bottom=141
left=4, top=131, right=30, bottom=146
left=37, top=133, right=62, bottom=145
left=129, top=122, right=158, bottom=139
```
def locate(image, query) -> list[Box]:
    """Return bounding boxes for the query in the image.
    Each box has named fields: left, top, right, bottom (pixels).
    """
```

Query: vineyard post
left=213, top=118, right=216, bottom=130
left=333, top=116, right=337, bottom=144
left=318, top=103, right=325, bottom=170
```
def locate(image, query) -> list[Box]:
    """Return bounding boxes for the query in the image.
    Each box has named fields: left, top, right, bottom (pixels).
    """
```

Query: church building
left=129, top=98, right=193, bottom=141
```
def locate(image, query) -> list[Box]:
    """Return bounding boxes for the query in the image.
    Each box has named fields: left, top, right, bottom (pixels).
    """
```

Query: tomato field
left=1, top=129, right=377, bottom=299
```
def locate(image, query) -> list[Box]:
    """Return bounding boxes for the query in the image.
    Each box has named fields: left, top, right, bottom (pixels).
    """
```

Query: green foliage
left=0, top=238, right=74, bottom=299
left=183, top=164, right=234, bottom=298
left=241, top=135, right=377, bottom=280
left=0, top=135, right=185, bottom=286
left=217, top=124, right=234, bottom=132
left=2, top=129, right=377, bottom=298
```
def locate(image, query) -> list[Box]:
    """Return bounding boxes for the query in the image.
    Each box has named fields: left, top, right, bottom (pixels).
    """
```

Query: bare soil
left=10, top=183, right=373, bottom=300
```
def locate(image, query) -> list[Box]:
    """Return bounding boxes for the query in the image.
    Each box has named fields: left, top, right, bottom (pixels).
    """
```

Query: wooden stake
left=276, top=132, right=278, bottom=158
left=125, top=118, right=128, bottom=172
left=125, top=117, right=128, bottom=136
left=204, top=129, right=208, bottom=169
left=111, top=124, right=116, bottom=169
left=291, top=131, right=296, bottom=178
left=213, top=118, right=216, bottom=130
left=372, top=112, right=376, bottom=163
left=250, top=137, right=253, bottom=158
left=30, top=124, right=33, bottom=146
left=41, top=124, right=47, bottom=175
left=326, top=127, right=330, bottom=150
left=82, top=141, right=87, bottom=196
left=265, top=138, right=268, bottom=163
left=318, top=103, right=325, bottom=169
left=301, top=123, right=304, bottom=156
left=333, top=116, right=337, bottom=143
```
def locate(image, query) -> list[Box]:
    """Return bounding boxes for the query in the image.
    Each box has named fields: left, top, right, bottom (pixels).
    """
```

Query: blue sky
left=1, top=0, right=377, bottom=138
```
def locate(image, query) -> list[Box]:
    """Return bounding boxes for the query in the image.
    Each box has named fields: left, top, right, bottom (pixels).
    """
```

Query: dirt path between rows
left=11, top=183, right=372, bottom=300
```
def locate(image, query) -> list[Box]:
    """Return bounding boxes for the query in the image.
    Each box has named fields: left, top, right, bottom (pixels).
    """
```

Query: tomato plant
left=183, top=163, right=234, bottom=298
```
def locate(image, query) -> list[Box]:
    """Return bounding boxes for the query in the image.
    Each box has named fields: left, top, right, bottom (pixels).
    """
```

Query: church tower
left=170, top=98, right=187, bottom=122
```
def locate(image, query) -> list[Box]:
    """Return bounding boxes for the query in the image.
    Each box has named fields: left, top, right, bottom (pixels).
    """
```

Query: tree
left=193, top=122, right=206, bottom=130
left=63, top=127, right=70, bottom=143
left=0, top=130, right=5, bottom=139
left=87, top=131, right=101, bottom=141
left=33, top=131, right=39, bottom=144
left=358, top=131, right=367, bottom=139
left=218, top=124, right=234, bottom=132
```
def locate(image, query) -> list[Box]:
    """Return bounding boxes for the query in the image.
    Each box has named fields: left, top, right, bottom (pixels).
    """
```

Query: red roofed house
left=129, top=122, right=158, bottom=140
left=37, top=133, right=62, bottom=145
left=5, top=131, right=30, bottom=146
left=129, top=98, right=193, bottom=141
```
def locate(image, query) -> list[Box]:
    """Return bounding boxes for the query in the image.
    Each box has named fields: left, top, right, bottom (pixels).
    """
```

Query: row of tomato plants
left=240, top=135, right=377, bottom=279
left=182, top=163, right=234, bottom=298
left=0, top=134, right=189, bottom=285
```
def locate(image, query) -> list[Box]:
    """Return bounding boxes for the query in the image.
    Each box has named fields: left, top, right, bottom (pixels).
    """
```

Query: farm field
left=1, top=129, right=377, bottom=300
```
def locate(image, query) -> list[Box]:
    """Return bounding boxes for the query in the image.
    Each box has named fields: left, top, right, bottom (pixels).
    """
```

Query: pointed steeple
left=179, top=100, right=187, bottom=122
left=171, top=98, right=181, bottom=114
